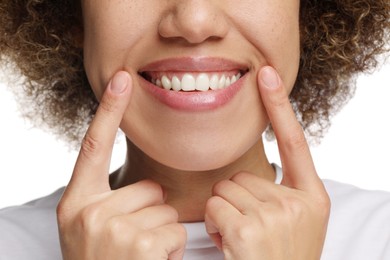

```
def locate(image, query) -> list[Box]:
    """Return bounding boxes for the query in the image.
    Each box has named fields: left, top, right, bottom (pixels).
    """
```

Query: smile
left=138, top=57, right=249, bottom=111
left=141, top=71, right=242, bottom=92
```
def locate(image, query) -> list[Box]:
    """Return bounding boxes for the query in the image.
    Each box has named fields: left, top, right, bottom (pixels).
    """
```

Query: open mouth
left=139, top=70, right=247, bottom=92
left=137, top=57, right=249, bottom=110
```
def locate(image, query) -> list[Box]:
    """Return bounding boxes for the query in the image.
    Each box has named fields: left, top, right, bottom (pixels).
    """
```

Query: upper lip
left=138, top=57, right=249, bottom=73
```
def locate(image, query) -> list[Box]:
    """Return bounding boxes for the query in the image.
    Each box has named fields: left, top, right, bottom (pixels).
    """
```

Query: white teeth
left=181, top=74, right=196, bottom=91
left=196, top=73, right=209, bottom=91
left=231, top=75, right=237, bottom=84
left=225, top=77, right=231, bottom=88
left=209, top=74, right=219, bottom=90
left=161, top=75, right=172, bottom=90
left=218, top=75, right=226, bottom=89
left=150, top=72, right=243, bottom=91
left=156, top=79, right=162, bottom=87
left=172, top=76, right=181, bottom=91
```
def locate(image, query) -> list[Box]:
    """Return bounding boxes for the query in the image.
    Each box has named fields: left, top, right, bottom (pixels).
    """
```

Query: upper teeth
left=151, top=73, right=242, bottom=92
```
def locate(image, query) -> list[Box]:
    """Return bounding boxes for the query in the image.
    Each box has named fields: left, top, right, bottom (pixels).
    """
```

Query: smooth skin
left=78, top=0, right=303, bottom=224
left=57, top=67, right=330, bottom=259
left=81, top=0, right=300, bottom=174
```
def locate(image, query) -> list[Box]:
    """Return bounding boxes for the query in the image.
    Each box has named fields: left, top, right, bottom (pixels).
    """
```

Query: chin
left=139, top=134, right=261, bottom=172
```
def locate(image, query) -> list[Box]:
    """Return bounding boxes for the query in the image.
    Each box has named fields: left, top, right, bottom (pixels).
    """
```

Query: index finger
left=258, top=66, right=323, bottom=192
left=67, top=71, right=132, bottom=196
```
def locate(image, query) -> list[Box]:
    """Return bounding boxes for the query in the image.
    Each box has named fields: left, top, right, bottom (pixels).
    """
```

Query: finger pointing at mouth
left=258, top=66, right=324, bottom=194
left=68, top=71, right=133, bottom=196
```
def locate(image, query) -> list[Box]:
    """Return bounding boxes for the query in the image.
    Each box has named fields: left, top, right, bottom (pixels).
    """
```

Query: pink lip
left=138, top=57, right=248, bottom=111
left=139, top=57, right=248, bottom=72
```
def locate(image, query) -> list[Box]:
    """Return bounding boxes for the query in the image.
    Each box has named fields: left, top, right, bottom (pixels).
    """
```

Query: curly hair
left=0, top=0, right=389, bottom=147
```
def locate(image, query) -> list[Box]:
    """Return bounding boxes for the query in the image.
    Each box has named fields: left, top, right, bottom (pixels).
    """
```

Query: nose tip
left=158, top=1, right=229, bottom=44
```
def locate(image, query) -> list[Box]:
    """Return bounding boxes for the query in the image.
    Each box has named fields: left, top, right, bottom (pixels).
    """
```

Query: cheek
left=232, top=1, right=300, bottom=91
left=81, top=1, right=151, bottom=99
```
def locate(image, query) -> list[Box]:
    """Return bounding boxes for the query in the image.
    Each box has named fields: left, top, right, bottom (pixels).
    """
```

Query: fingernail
left=260, top=67, right=280, bottom=89
left=110, top=71, right=129, bottom=94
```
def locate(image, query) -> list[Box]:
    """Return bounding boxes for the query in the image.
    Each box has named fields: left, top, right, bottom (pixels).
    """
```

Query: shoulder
left=323, top=179, right=390, bottom=223
left=321, top=180, right=390, bottom=260
left=0, top=188, right=64, bottom=260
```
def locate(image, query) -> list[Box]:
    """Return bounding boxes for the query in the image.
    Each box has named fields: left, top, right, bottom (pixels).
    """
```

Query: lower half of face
left=82, top=0, right=300, bottom=171
left=120, top=70, right=269, bottom=171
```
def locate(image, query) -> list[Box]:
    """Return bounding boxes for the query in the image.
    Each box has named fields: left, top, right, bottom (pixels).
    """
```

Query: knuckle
left=269, top=89, right=290, bottom=108
left=106, top=218, right=124, bottom=235
left=284, top=129, right=307, bottom=153
left=80, top=133, right=102, bottom=160
left=163, top=205, right=180, bottom=222
left=280, top=196, right=306, bottom=217
left=56, top=201, right=70, bottom=227
left=133, top=232, right=155, bottom=253
left=288, top=199, right=305, bottom=216
left=230, top=171, right=250, bottom=183
left=99, top=96, right=117, bottom=114
left=56, top=196, right=78, bottom=228
left=278, top=192, right=331, bottom=221
left=316, top=192, right=331, bottom=218
left=205, top=196, right=224, bottom=212
left=56, top=200, right=66, bottom=217
left=211, top=180, right=229, bottom=195
left=78, top=204, right=103, bottom=233
left=105, top=218, right=130, bottom=246
left=233, top=220, right=258, bottom=243
left=135, top=180, right=165, bottom=205
left=141, top=180, right=164, bottom=197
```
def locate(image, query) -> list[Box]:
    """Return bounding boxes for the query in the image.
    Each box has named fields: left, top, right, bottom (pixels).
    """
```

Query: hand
left=56, top=71, right=186, bottom=260
left=205, top=66, right=330, bottom=260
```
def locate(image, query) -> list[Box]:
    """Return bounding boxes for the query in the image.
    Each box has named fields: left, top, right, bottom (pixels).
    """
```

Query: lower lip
left=140, top=75, right=246, bottom=111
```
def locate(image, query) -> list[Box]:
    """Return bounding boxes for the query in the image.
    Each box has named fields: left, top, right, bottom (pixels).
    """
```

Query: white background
left=0, top=63, right=389, bottom=208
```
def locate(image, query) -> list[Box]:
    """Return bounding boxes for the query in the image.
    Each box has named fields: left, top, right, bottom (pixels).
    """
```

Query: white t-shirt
left=1, top=166, right=389, bottom=260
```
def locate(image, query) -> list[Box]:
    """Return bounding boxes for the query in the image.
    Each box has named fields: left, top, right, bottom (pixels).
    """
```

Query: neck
left=110, top=138, right=275, bottom=222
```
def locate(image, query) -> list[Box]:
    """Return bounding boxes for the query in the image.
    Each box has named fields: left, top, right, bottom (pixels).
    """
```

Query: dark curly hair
left=0, top=0, right=389, bottom=147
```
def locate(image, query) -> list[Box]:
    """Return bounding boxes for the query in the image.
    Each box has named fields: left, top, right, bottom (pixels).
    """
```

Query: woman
left=0, top=0, right=389, bottom=259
